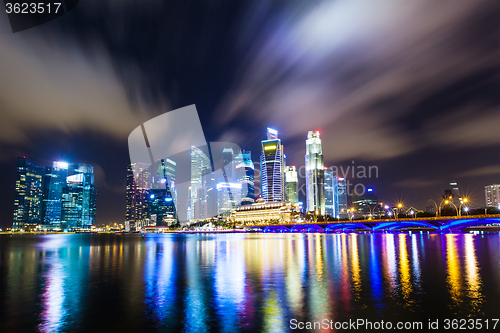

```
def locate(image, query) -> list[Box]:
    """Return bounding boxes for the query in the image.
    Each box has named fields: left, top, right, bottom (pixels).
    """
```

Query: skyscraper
left=285, top=166, right=299, bottom=205
left=190, top=146, right=212, bottom=220
left=237, top=150, right=255, bottom=205
left=13, top=157, right=45, bottom=230
left=44, top=161, right=70, bottom=226
left=149, top=158, right=177, bottom=226
left=485, top=184, right=500, bottom=208
left=217, top=147, right=243, bottom=216
left=61, top=163, right=96, bottom=230
left=305, top=131, right=325, bottom=214
left=337, top=177, right=348, bottom=218
left=324, top=168, right=339, bottom=218
left=261, top=128, right=285, bottom=202
left=125, top=162, right=151, bottom=230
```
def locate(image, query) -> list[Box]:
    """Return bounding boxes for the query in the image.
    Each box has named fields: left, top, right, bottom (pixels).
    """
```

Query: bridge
left=243, top=215, right=500, bottom=233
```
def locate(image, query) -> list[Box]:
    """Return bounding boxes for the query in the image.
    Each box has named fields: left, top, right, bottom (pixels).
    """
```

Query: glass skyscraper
left=61, top=163, right=96, bottom=230
left=149, top=158, right=177, bottom=226
left=305, top=131, right=325, bottom=214
left=236, top=150, right=255, bottom=206
left=13, top=157, right=45, bottom=230
left=190, top=146, right=212, bottom=220
left=337, top=177, right=348, bottom=218
left=324, top=168, right=339, bottom=218
left=260, top=128, right=285, bottom=202
left=44, top=161, right=70, bottom=226
left=125, top=162, right=151, bottom=230
left=285, top=165, right=299, bottom=205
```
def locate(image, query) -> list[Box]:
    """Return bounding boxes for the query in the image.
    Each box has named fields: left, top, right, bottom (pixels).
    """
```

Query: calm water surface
left=1, top=233, right=499, bottom=332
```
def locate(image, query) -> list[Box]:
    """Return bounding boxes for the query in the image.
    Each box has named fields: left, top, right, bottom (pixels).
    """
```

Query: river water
left=1, top=233, right=499, bottom=332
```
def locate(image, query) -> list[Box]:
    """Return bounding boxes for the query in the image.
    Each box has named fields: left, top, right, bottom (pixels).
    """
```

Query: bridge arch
left=324, top=223, right=371, bottom=233
left=373, top=221, right=438, bottom=231
left=439, top=218, right=500, bottom=231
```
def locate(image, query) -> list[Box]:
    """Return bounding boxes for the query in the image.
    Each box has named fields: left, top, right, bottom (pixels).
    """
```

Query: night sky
left=0, top=0, right=499, bottom=228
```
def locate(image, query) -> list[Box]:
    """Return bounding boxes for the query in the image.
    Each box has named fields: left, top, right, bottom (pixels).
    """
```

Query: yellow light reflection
left=446, top=234, right=463, bottom=308
left=382, top=234, right=397, bottom=293
left=398, top=234, right=413, bottom=305
left=464, top=234, right=483, bottom=313
left=351, top=234, right=361, bottom=301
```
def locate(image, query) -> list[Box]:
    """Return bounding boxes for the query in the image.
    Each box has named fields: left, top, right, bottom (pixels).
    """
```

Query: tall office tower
left=149, top=158, right=177, bottom=226
left=305, top=131, right=325, bottom=214
left=324, top=168, right=339, bottom=218
left=61, top=163, right=97, bottom=230
left=217, top=147, right=243, bottom=215
left=125, top=162, right=151, bottom=230
left=13, top=157, right=45, bottom=230
left=285, top=166, right=299, bottom=205
left=44, top=161, right=70, bottom=226
left=190, top=146, right=212, bottom=220
left=352, top=188, right=379, bottom=218
left=237, top=150, right=255, bottom=205
left=261, top=128, right=285, bottom=202
left=337, top=177, right=348, bottom=218
left=485, top=184, right=500, bottom=208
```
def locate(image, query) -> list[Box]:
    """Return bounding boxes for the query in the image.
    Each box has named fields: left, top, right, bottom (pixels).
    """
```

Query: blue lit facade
left=43, top=161, right=70, bottom=226
left=324, top=168, right=339, bottom=218
left=237, top=150, right=255, bottom=206
left=149, top=158, right=177, bottom=226
left=61, top=163, right=96, bottom=230
left=338, top=177, right=348, bottom=218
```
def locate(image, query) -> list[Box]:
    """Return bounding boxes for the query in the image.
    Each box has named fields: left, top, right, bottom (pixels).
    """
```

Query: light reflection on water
left=0, top=233, right=499, bottom=332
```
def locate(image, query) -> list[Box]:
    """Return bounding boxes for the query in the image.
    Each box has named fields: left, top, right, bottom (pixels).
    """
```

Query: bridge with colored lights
left=242, top=215, right=500, bottom=233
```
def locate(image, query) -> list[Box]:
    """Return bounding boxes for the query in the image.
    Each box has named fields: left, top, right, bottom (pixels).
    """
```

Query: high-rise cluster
left=13, top=157, right=96, bottom=231
left=126, top=158, right=177, bottom=230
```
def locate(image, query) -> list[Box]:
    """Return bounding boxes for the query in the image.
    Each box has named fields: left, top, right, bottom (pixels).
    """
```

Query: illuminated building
left=13, top=157, right=45, bottom=230
left=352, top=188, right=379, bottom=218
left=260, top=128, right=285, bottom=202
left=324, top=168, right=339, bottom=218
left=190, top=146, right=212, bottom=220
left=125, top=162, right=151, bottom=231
left=337, top=177, right=348, bottom=218
left=149, top=158, right=177, bottom=226
left=61, top=163, right=97, bottom=230
left=285, top=166, right=299, bottom=205
left=229, top=199, right=299, bottom=224
left=305, top=131, right=325, bottom=214
left=215, top=147, right=247, bottom=215
left=44, top=161, right=70, bottom=226
left=237, top=150, right=255, bottom=206
left=485, top=184, right=500, bottom=208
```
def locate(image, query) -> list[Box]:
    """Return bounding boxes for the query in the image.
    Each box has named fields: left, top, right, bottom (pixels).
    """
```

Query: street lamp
left=459, top=198, right=469, bottom=217
left=428, top=199, right=439, bottom=217
left=349, top=207, right=355, bottom=221
left=393, top=203, right=403, bottom=220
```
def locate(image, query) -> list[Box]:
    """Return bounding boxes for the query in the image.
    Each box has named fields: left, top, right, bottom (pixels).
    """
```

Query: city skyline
left=0, top=1, right=499, bottom=228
